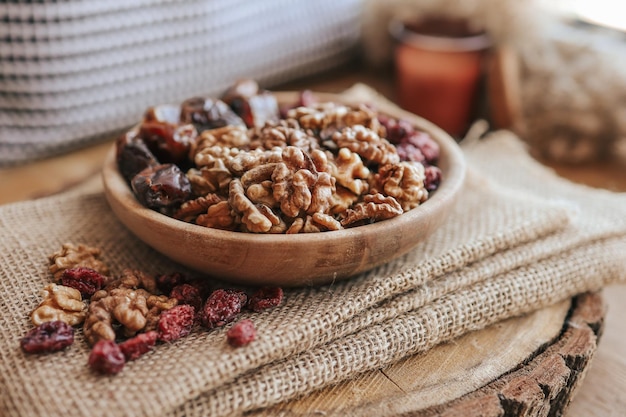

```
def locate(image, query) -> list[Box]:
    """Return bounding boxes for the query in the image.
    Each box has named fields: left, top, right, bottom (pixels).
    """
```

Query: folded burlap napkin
left=2, top=87, right=625, bottom=417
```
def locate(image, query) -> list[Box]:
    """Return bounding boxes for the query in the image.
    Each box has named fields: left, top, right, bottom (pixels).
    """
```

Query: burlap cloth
left=2, top=87, right=626, bottom=417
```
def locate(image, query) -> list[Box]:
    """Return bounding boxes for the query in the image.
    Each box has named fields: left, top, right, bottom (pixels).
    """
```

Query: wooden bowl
left=102, top=92, right=466, bottom=287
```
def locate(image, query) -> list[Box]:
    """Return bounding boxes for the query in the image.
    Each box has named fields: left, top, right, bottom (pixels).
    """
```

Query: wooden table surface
left=1, top=67, right=625, bottom=416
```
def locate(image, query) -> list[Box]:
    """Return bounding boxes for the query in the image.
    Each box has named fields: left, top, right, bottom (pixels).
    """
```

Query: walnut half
left=31, top=284, right=87, bottom=327
left=48, top=243, right=110, bottom=282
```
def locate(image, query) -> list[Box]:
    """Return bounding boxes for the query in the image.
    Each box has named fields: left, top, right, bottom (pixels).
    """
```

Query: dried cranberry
left=60, top=267, right=107, bottom=298
left=405, top=132, right=440, bottom=165
left=395, top=142, right=426, bottom=163
left=227, top=319, right=256, bottom=347
left=424, top=165, right=442, bottom=192
left=118, top=331, right=158, bottom=361
left=248, top=287, right=283, bottom=312
left=88, top=340, right=125, bottom=375
left=296, top=89, right=317, bottom=108
left=379, top=115, right=440, bottom=165
left=20, top=321, right=74, bottom=354
left=131, top=164, right=192, bottom=210
left=201, top=289, right=247, bottom=329
left=187, top=279, right=214, bottom=299
left=157, top=305, right=195, bottom=342
left=383, top=118, right=416, bottom=145
left=155, top=272, right=188, bottom=294
left=170, top=284, right=203, bottom=311
left=180, top=97, right=245, bottom=132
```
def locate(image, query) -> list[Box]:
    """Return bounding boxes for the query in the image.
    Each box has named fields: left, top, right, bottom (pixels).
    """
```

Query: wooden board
left=251, top=292, right=604, bottom=416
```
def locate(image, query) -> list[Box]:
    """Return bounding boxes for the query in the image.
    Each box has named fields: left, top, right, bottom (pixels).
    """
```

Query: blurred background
left=1, top=0, right=625, bottom=194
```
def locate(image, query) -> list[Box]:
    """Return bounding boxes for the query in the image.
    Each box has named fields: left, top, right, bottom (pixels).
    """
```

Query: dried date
left=180, top=97, right=245, bottom=132
left=131, top=164, right=192, bottom=210
left=138, top=114, right=196, bottom=164
left=116, top=131, right=158, bottom=183
left=222, top=80, right=279, bottom=128
left=140, top=122, right=195, bottom=165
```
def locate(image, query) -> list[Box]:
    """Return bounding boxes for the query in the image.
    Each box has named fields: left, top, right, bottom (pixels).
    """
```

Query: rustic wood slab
left=250, top=292, right=604, bottom=417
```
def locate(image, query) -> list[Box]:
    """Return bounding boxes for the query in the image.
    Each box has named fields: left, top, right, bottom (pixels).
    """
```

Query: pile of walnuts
left=116, top=80, right=442, bottom=233
left=21, top=243, right=283, bottom=375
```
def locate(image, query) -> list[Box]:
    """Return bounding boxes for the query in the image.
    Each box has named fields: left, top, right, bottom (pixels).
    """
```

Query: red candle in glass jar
left=390, top=19, right=491, bottom=138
